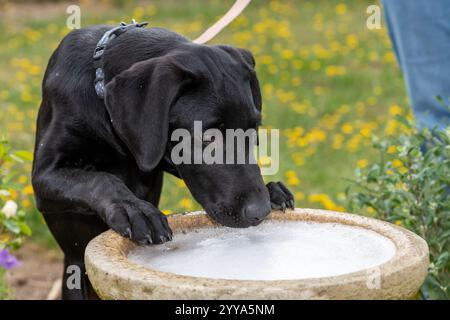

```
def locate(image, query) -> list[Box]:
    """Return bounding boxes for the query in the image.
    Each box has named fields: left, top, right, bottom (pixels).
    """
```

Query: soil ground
left=6, top=242, right=63, bottom=300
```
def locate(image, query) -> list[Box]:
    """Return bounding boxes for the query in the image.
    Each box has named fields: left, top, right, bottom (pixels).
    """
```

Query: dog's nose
left=243, top=202, right=271, bottom=225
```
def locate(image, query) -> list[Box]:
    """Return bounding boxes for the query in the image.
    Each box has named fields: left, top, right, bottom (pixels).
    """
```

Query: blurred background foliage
left=346, top=112, right=450, bottom=300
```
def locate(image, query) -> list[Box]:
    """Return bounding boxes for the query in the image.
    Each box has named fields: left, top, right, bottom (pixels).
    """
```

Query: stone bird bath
left=85, top=208, right=429, bottom=299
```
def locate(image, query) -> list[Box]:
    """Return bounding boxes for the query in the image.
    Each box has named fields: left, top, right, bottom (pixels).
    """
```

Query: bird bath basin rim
left=85, top=208, right=429, bottom=299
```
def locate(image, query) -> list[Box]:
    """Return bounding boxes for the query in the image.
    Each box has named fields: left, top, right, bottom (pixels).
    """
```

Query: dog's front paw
left=105, top=200, right=173, bottom=245
left=266, top=181, right=295, bottom=212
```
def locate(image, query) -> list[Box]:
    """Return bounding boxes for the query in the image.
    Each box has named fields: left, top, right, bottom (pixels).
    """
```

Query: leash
left=193, top=0, right=251, bottom=44
left=93, top=1, right=251, bottom=98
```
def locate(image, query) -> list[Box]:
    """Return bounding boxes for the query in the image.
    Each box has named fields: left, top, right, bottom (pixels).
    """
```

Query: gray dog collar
left=93, top=19, right=148, bottom=99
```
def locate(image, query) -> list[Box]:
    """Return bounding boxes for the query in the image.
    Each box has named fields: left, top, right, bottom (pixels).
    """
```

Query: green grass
left=0, top=0, right=408, bottom=246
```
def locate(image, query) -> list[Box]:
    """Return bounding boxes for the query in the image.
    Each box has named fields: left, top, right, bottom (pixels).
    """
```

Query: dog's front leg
left=266, top=181, right=295, bottom=211
left=32, top=168, right=173, bottom=244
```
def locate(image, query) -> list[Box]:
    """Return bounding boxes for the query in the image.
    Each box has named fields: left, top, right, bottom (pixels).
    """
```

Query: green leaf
left=8, top=153, right=24, bottom=163
left=17, top=221, right=32, bottom=236
left=0, top=142, right=6, bottom=159
left=6, top=238, right=22, bottom=251
left=3, top=219, right=20, bottom=234
left=12, top=150, right=33, bottom=162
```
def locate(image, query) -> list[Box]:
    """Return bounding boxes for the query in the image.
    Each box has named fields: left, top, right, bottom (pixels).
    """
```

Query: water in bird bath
left=128, top=220, right=396, bottom=280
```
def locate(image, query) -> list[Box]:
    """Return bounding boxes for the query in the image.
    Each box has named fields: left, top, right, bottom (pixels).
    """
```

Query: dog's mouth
left=204, top=201, right=271, bottom=228
left=171, top=159, right=271, bottom=228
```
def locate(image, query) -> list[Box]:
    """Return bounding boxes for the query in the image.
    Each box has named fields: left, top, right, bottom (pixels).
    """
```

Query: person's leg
left=382, top=0, right=450, bottom=131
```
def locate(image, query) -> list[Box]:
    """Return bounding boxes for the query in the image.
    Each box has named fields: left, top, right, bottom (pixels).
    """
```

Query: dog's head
left=105, top=44, right=271, bottom=228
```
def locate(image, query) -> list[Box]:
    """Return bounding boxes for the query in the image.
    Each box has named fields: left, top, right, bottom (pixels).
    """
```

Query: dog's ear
left=105, top=56, right=194, bottom=172
left=235, top=48, right=256, bottom=68
left=236, top=48, right=261, bottom=111
left=216, top=45, right=262, bottom=111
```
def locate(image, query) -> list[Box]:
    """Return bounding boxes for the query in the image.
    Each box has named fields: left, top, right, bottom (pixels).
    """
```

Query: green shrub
left=0, top=137, right=33, bottom=299
left=345, top=114, right=449, bottom=300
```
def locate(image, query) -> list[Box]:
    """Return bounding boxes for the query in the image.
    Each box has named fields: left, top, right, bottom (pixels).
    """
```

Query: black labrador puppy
left=32, top=25, right=294, bottom=299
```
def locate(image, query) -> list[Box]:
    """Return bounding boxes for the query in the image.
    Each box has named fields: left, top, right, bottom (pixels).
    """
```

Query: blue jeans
left=382, top=0, right=450, bottom=131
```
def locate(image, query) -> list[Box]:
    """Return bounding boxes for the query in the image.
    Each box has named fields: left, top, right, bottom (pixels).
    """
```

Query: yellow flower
left=306, top=128, right=326, bottom=143
left=162, top=209, right=172, bottom=215
left=389, top=104, right=402, bottom=116
left=308, top=193, right=342, bottom=211
left=345, top=34, right=358, bottom=49
left=383, top=52, right=396, bottom=63
left=325, top=65, right=346, bottom=77
left=179, top=197, right=194, bottom=211
left=29, top=65, right=41, bottom=76
left=387, top=145, right=397, bottom=154
left=281, top=49, right=294, bottom=59
left=360, top=127, right=371, bottom=138
left=287, top=177, right=300, bottom=186
left=21, top=198, right=32, bottom=209
left=294, top=191, right=304, bottom=201
left=392, top=159, right=403, bottom=168
left=8, top=189, right=17, bottom=200
left=18, top=175, right=28, bottom=184
left=335, top=3, right=347, bottom=15
left=297, top=137, right=308, bottom=147
left=285, top=170, right=300, bottom=186
left=176, top=179, right=187, bottom=188
left=23, top=185, right=34, bottom=196
left=341, top=123, right=353, bottom=134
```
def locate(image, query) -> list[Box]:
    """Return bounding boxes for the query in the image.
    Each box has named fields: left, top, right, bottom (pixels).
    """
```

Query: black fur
left=32, top=26, right=294, bottom=299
